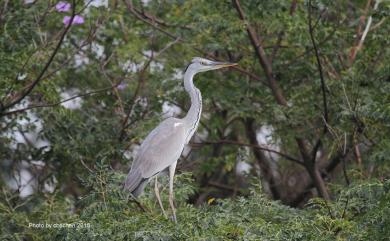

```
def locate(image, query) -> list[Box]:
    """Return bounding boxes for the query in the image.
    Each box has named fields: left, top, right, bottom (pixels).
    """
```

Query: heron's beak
left=211, top=61, right=238, bottom=69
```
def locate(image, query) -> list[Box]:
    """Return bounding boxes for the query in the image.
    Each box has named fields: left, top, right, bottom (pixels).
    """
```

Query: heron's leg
left=154, top=176, right=167, bottom=218
left=168, top=161, right=177, bottom=223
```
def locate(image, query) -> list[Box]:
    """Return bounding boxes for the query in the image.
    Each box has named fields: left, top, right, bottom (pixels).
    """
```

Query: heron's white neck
left=183, top=68, right=202, bottom=143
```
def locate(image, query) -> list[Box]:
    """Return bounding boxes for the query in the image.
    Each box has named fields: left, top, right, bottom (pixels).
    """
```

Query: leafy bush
left=1, top=166, right=390, bottom=240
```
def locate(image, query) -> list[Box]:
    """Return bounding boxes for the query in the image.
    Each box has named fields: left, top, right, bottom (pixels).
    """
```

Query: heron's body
left=125, top=117, right=187, bottom=196
left=124, top=57, right=236, bottom=221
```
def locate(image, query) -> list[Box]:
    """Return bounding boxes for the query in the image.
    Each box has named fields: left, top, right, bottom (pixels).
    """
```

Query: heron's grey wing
left=123, top=167, right=147, bottom=197
left=125, top=118, right=186, bottom=194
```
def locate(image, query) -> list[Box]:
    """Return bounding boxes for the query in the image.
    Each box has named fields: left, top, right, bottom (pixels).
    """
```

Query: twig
left=349, top=0, right=381, bottom=64
left=119, top=55, right=154, bottom=141
left=279, top=28, right=337, bottom=69
left=232, top=0, right=287, bottom=106
left=354, top=141, right=363, bottom=169
left=80, top=159, right=94, bottom=173
left=308, top=0, right=328, bottom=124
left=99, top=53, right=126, bottom=114
left=270, top=0, right=298, bottom=64
left=342, top=152, right=350, bottom=186
left=307, top=0, right=330, bottom=172
left=2, top=84, right=120, bottom=116
left=192, top=139, right=303, bottom=166
left=370, top=17, right=387, bottom=31
left=208, top=181, right=236, bottom=191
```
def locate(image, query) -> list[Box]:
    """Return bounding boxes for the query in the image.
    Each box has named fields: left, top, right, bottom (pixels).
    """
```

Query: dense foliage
left=0, top=0, right=389, bottom=240
left=2, top=170, right=390, bottom=240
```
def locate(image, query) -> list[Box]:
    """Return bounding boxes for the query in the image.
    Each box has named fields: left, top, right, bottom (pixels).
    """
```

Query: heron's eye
left=200, top=61, right=207, bottom=65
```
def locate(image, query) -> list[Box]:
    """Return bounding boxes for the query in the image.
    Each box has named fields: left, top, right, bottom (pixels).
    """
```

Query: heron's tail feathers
left=124, top=168, right=148, bottom=197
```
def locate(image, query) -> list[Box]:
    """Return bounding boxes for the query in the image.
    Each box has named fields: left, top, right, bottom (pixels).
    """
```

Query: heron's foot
left=169, top=200, right=177, bottom=223
left=168, top=194, right=177, bottom=223
left=171, top=213, right=177, bottom=223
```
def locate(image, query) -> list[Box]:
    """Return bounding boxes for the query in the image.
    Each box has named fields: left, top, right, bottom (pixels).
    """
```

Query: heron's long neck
left=183, top=69, right=202, bottom=142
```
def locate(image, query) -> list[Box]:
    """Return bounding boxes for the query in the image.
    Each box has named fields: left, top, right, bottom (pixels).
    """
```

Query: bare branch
left=193, top=139, right=303, bottom=167
left=349, top=0, right=381, bottom=64
left=308, top=0, right=329, bottom=124
left=2, top=84, right=120, bottom=116
left=232, top=0, right=287, bottom=106
left=1, top=0, right=77, bottom=114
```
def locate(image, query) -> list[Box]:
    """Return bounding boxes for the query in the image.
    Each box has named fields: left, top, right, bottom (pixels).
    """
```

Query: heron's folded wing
left=131, top=118, right=186, bottom=178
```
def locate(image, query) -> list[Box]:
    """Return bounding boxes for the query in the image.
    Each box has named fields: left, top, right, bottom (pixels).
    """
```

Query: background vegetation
left=0, top=0, right=389, bottom=240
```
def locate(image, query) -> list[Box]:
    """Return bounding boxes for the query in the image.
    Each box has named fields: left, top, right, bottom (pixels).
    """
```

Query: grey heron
left=124, top=57, right=237, bottom=222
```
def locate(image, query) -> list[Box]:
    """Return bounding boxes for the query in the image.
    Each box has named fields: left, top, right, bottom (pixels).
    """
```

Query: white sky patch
left=17, top=73, right=27, bottom=80
left=186, top=129, right=208, bottom=157
left=31, top=160, right=45, bottom=168
left=91, top=42, right=105, bottom=58
left=150, top=61, right=164, bottom=72
left=120, top=60, right=142, bottom=73
left=223, top=127, right=232, bottom=137
left=2, top=99, right=49, bottom=150
left=74, top=53, right=89, bottom=67
left=195, top=128, right=208, bottom=141
left=88, top=0, right=108, bottom=7
left=19, top=168, right=34, bottom=198
left=235, top=147, right=252, bottom=175
left=173, top=68, right=184, bottom=80
left=162, top=101, right=181, bottom=118
left=112, top=39, right=120, bottom=46
left=143, top=50, right=153, bottom=58
left=141, top=0, right=151, bottom=5
left=236, top=161, right=251, bottom=175
left=60, top=89, right=83, bottom=109
left=7, top=167, right=36, bottom=198
left=138, top=97, right=148, bottom=108
left=2, top=100, right=51, bottom=198
left=44, top=175, right=57, bottom=193
left=142, top=50, right=164, bottom=73
left=256, top=125, right=281, bottom=161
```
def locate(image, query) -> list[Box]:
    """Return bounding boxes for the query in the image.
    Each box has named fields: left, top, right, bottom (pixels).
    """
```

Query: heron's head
left=187, top=57, right=237, bottom=73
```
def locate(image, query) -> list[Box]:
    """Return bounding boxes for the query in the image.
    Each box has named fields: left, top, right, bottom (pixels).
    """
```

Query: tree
left=1, top=0, right=389, bottom=240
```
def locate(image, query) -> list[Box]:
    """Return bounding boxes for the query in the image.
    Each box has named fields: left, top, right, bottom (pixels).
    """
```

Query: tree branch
left=232, top=0, right=332, bottom=200
left=232, top=0, right=287, bottom=106
left=1, top=84, right=120, bottom=116
left=308, top=0, right=329, bottom=124
left=0, top=0, right=77, bottom=114
left=193, top=139, right=303, bottom=166
left=349, top=0, right=380, bottom=64
left=122, top=0, right=268, bottom=86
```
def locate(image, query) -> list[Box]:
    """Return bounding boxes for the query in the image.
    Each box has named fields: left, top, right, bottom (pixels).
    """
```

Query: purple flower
left=63, top=15, right=85, bottom=26
left=117, top=83, right=128, bottom=90
left=55, top=1, right=71, bottom=12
